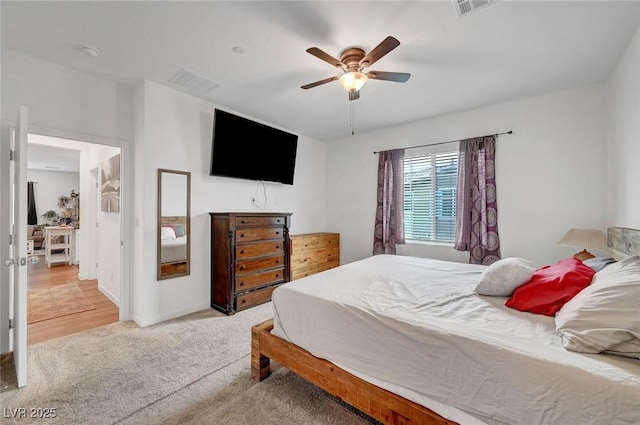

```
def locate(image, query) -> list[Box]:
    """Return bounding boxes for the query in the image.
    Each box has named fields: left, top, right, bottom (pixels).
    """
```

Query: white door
left=6, top=106, right=28, bottom=387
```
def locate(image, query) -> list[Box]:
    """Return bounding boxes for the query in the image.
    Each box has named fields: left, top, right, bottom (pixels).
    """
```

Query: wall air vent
left=453, top=0, right=499, bottom=18
left=167, top=68, right=220, bottom=99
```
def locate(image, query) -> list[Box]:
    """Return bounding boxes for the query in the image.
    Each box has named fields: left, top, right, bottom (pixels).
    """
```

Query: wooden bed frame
left=251, top=319, right=458, bottom=425
left=251, top=227, right=640, bottom=425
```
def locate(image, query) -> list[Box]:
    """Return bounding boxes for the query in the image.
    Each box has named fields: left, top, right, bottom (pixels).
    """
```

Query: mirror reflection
left=158, top=169, right=191, bottom=280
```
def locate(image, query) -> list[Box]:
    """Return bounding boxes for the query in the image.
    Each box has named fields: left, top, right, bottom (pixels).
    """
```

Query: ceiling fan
left=301, top=36, right=411, bottom=101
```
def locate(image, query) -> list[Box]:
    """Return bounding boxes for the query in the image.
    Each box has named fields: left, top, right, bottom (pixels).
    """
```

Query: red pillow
left=505, top=257, right=595, bottom=316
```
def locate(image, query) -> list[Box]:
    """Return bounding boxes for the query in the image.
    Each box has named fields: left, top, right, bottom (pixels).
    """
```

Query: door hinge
left=9, top=319, right=14, bottom=329
left=9, top=150, right=15, bottom=161
left=9, top=234, right=13, bottom=245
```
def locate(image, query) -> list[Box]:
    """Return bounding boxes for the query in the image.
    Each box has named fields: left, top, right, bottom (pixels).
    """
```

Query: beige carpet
left=27, top=283, right=95, bottom=324
left=0, top=303, right=378, bottom=425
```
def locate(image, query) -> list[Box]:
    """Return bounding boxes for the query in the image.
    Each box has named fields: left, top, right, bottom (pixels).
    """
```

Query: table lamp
left=557, top=228, right=607, bottom=261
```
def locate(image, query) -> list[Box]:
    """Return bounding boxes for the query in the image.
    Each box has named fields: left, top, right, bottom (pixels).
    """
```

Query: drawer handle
left=303, top=259, right=307, bottom=262
left=240, top=266, right=245, bottom=270
left=276, top=273, right=280, bottom=278
left=304, top=244, right=308, bottom=247
left=275, top=260, right=280, bottom=264
left=240, top=282, right=245, bottom=287
left=277, top=219, right=281, bottom=223
left=275, top=245, right=279, bottom=249
left=240, top=250, right=245, bottom=254
left=240, top=234, right=245, bottom=238
left=242, top=299, right=247, bottom=304
left=275, top=231, right=280, bottom=235
left=241, top=220, right=246, bottom=224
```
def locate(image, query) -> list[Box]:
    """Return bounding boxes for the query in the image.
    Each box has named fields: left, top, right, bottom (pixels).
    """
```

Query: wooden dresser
left=210, top=212, right=292, bottom=315
left=289, top=233, right=340, bottom=280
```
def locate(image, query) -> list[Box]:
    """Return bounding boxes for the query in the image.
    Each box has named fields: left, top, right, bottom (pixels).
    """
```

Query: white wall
left=82, top=145, right=121, bottom=302
left=606, top=26, right=640, bottom=229
left=327, top=84, right=608, bottom=267
left=2, top=49, right=133, bottom=142
left=26, top=169, right=79, bottom=225
left=134, top=81, right=328, bottom=326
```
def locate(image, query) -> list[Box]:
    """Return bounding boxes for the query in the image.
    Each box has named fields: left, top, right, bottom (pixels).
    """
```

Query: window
left=403, top=151, right=458, bottom=242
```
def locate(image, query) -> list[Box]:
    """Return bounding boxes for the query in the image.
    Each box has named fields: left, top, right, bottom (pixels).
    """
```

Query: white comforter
left=271, top=254, right=640, bottom=425
left=160, top=236, right=187, bottom=263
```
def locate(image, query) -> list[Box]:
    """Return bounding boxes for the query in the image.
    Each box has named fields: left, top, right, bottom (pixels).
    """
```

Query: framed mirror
left=157, top=169, right=191, bottom=280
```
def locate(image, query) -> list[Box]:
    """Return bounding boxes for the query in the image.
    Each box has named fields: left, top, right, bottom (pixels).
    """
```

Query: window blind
left=403, top=151, right=458, bottom=242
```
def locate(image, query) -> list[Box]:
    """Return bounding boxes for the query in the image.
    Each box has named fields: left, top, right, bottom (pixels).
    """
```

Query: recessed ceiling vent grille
left=167, top=68, right=220, bottom=99
left=453, top=0, right=498, bottom=18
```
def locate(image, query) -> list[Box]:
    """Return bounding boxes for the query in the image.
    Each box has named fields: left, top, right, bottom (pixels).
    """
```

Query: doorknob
left=4, top=258, right=27, bottom=266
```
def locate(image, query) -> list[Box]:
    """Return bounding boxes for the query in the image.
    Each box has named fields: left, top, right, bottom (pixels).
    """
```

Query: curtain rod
left=373, top=130, right=513, bottom=154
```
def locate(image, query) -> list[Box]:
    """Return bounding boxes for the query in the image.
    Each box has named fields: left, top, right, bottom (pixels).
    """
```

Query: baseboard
left=136, top=303, right=210, bottom=327
left=97, top=284, right=120, bottom=307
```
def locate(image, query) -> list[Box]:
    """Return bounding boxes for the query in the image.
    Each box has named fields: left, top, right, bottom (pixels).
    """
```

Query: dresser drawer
left=317, top=248, right=339, bottom=264
left=236, top=268, right=284, bottom=293
left=236, top=284, right=282, bottom=311
left=318, top=234, right=339, bottom=250
left=291, top=266, right=318, bottom=281
left=236, top=241, right=284, bottom=259
left=318, top=260, right=339, bottom=272
left=291, top=235, right=319, bottom=253
left=290, top=253, right=317, bottom=269
left=237, top=227, right=284, bottom=242
left=236, top=255, right=285, bottom=275
left=236, top=216, right=287, bottom=227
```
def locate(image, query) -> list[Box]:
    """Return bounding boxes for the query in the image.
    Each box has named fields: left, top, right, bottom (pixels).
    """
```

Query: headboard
left=607, top=227, right=640, bottom=260
left=161, top=216, right=188, bottom=230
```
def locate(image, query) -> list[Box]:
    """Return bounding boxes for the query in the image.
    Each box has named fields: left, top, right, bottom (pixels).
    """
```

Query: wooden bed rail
left=251, top=319, right=459, bottom=425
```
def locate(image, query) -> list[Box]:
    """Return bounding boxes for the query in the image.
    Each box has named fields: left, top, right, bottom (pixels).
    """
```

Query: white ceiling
left=28, top=143, right=80, bottom=173
left=3, top=1, right=640, bottom=142
left=27, top=133, right=90, bottom=173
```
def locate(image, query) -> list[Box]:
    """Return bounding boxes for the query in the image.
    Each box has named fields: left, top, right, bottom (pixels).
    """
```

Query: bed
left=160, top=216, right=188, bottom=263
left=251, top=227, right=640, bottom=425
left=161, top=235, right=187, bottom=263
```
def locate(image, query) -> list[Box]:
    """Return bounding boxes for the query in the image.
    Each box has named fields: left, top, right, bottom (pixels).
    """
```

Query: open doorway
left=26, top=134, right=122, bottom=345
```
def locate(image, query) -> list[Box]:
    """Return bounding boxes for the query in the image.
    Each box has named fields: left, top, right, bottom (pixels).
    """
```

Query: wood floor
left=27, top=257, right=119, bottom=345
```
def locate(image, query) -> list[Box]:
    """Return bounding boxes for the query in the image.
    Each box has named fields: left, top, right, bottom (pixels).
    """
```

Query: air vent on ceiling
left=167, top=68, right=220, bottom=98
left=453, top=0, right=498, bottom=18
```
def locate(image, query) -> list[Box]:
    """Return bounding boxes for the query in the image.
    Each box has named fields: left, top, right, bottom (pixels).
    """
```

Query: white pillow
left=555, top=255, right=640, bottom=358
left=161, top=226, right=176, bottom=240
left=474, top=257, right=536, bottom=296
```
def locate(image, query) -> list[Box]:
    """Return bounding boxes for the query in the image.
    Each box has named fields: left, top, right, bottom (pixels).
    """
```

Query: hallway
left=27, top=259, right=118, bottom=345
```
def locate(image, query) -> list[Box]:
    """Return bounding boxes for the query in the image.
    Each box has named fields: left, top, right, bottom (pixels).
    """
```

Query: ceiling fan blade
left=306, top=47, right=345, bottom=69
left=301, top=76, right=339, bottom=90
left=360, top=36, right=401, bottom=68
left=348, top=91, right=360, bottom=101
left=366, top=71, right=411, bottom=83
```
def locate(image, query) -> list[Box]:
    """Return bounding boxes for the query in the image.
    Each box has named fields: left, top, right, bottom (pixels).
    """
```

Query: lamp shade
left=557, top=228, right=607, bottom=250
left=339, top=71, right=368, bottom=92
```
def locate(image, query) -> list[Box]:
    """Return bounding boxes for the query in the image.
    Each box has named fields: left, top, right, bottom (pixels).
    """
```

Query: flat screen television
left=210, top=109, right=298, bottom=185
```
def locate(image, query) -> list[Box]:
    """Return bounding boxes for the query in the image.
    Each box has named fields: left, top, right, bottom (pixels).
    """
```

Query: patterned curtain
left=454, top=136, right=501, bottom=265
left=373, top=149, right=405, bottom=255
left=27, top=181, right=38, bottom=225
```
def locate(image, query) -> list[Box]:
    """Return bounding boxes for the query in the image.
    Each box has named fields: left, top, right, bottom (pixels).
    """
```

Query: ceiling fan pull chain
left=350, top=103, right=355, bottom=135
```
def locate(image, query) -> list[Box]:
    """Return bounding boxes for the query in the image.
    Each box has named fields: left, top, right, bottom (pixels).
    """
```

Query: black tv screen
left=210, top=109, right=298, bottom=185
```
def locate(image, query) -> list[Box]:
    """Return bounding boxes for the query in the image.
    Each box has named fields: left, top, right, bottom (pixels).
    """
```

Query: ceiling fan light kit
left=339, top=71, right=367, bottom=92
left=302, top=36, right=410, bottom=101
